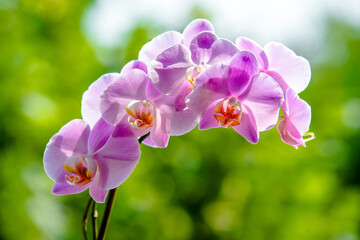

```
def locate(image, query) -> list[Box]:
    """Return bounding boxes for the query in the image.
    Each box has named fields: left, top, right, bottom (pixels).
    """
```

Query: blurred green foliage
left=1, top=1, right=360, bottom=240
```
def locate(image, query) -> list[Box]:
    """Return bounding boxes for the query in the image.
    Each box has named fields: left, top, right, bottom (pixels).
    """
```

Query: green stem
left=91, top=201, right=98, bottom=239
left=82, top=197, right=94, bottom=240
left=96, top=132, right=150, bottom=240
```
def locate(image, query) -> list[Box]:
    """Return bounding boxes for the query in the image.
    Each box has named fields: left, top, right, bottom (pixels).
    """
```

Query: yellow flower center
left=214, top=97, right=242, bottom=128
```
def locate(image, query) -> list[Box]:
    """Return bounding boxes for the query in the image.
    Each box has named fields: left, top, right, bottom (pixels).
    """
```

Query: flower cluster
left=44, top=19, right=314, bottom=203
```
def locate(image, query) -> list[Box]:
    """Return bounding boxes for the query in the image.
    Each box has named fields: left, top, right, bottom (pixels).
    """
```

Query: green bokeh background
left=1, top=1, right=360, bottom=239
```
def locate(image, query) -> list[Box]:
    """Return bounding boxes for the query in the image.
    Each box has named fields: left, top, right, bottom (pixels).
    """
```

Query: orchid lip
left=126, top=100, right=155, bottom=130
left=214, top=97, right=242, bottom=128
left=64, top=156, right=97, bottom=187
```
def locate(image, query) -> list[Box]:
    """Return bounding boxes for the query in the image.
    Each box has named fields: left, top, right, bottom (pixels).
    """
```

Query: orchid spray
left=43, top=19, right=314, bottom=239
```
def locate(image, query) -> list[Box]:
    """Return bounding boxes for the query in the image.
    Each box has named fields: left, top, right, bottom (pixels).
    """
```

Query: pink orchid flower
left=138, top=19, right=239, bottom=96
left=186, top=51, right=283, bottom=143
left=100, top=60, right=199, bottom=148
left=43, top=118, right=141, bottom=203
left=236, top=37, right=311, bottom=94
left=277, top=88, right=315, bottom=148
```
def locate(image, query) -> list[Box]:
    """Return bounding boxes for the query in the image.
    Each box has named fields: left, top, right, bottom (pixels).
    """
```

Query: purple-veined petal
left=199, top=101, right=220, bottom=130
left=182, top=19, right=214, bottom=48
left=121, top=60, right=148, bottom=74
left=233, top=106, right=259, bottom=144
left=81, top=73, right=120, bottom=128
left=88, top=118, right=114, bottom=154
left=277, top=119, right=305, bottom=148
left=44, top=119, right=90, bottom=182
left=95, top=135, right=141, bottom=190
left=89, top=173, right=108, bottom=203
left=52, top=182, right=88, bottom=195
left=235, top=37, right=269, bottom=69
left=148, top=44, right=194, bottom=95
left=139, top=31, right=183, bottom=64
left=207, top=38, right=239, bottom=65
left=100, top=69, right=148, bottom=125
left=264, top=42, right=311, bottom=94
left=189, top=31, right=217, bottom=65
left=228, top=51, right=259, bottom=96
left=186, top=64, right=230, bottom=114
left=285, top=88, right=311, bottom=136
left=240, top=73, right=283, bottom=131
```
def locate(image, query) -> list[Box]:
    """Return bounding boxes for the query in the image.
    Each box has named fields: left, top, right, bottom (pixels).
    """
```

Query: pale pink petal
left=44, top=119, right=90, bottom=182
left=138, top=31, right=183, bottom=64
left=95, top=136, right=141, bottom=190
left=285, top=88, right=311, bottom=135
left=121, top=60, right=148, bottom=74
left=189, top=31, right=217, bottom=65
left=264, top=42, right=311, bottom=94
left=233, top=106, right=259, bottom=144
left=88, top=118, right=114, bottom=154
left=186, top=64, right=230, bottom=114
left=182, top=19, right=214, bottom=47
left=148, top=44, right=194, bottom=95
left=89, top=173, right=108, bottom=203
left=52, top=182, right=88, bottom=195
left=207, top=38, right=239, bottom=65
left=277, top=119, right=305, bottom=148
left=146, top=78, right=162, bottom=100
left=100, top=69, right=148, bottom=125
left=241, top=73, right=283, bottom=131
left=81, top=73, right=120, bottom=128
left=199, top=102, right=220, bottom=130
left=228, top=51, right=259, bottom=96
left=235, top=37, right=269, bottom=69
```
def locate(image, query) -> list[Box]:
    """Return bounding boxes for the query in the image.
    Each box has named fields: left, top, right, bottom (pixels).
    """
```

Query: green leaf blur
left=0, top=1, right=359, bottom=239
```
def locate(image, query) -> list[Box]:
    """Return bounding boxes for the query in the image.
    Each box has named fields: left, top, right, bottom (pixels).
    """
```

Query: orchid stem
left=95, top=132, right=150, bottom=240
left=82, top=197, right=94, bottom=240
left=97, top=188, right=118, bottom=240
left=91, top=201, right=98, bottom=239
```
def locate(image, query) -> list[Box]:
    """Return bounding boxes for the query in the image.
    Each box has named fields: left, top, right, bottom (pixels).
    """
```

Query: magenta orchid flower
left=277, top=88, right=315, bottom=148
left=236, top=37, right=311, bottom=94
left=186, top=51, right=284, bottom=143
left=139, top=19, right=239, bottom=96
left=43, top=118, right=141, bottom=203
left=100, top=60, right=199, bottom=148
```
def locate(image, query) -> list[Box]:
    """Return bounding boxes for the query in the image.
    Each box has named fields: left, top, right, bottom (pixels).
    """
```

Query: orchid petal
left=52, top=182, right=88, bottom=195
left=89, top=173, right=108, bottom=203
left=228, top=51, right=259, bottom=96
left=44, top=119, right=90, bottom=182
left=264, top=42, right=311, bottom=93
left=139, top=31, right=183, bottom=64
left=148, top=44, right=194, bottom=94
left=182, top=19, right=214, bottom=48
left=285, top=88, right=311, bottom=135
left=189, top=31, right=217, bottom=65
left=95, top=135, right=141, bottom=190
left=241, top=73, right=283, bottom=131
left=150, top=109, right=170, bottom=148
left=121, top=60, right=148, bottom=74
left=88, top=118, right=114, bottom=154
left=233, top=106, right=259, bottom=144
left=81, top=73, right=120, bottom=128
left=236, top=37, right=269, bottom=69
left=277, top=119, right=305, bottom=148
left=207, top=38, right=239, bottom=65
left=100, top=69, right=148, bottom=125
left=199, top=102, right=220, bottom=130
